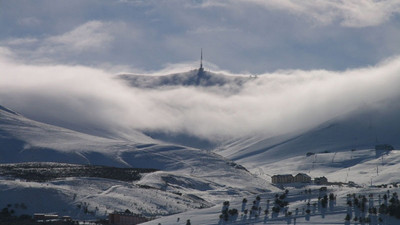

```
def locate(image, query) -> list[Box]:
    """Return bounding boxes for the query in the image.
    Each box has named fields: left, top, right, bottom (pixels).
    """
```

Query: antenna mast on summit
left=200, top=48, right=203, bottom=69
left=198, top=48, right=205, bottom=75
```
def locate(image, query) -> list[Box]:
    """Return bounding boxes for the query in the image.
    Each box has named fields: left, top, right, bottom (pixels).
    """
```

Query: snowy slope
left=142, top=184, right=400, bottom=225
left=141, top=148, right=400, bottom=224
left=216, top=98, right=400, bottom=166
left=0, top=104, right=264, bottom=183
left=0, top=104, right=153, bottom=166
left=0, top=104, right=277, bottom=218
left=0, top=103, right=270, bottom=181
left=0, top=175, right=217, bottom=219
left=253, top=149, right=400, bottom=186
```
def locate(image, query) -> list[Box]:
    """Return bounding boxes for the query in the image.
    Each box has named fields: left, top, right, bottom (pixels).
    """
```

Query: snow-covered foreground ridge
left=0, top=104, right=275, bottom=219
left=144, top=184, right=400, bottom=225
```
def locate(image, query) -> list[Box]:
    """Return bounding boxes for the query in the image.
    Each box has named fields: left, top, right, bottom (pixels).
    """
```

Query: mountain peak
left=118, top=69, right=252, bottom=89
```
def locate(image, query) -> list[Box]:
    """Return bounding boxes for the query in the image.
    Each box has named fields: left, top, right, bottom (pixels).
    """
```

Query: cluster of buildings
left=271, top=173, right=328, bottom=185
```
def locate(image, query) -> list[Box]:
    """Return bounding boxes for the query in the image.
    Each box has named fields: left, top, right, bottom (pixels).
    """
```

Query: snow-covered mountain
left=0, top=104, right=152, bottom=166
left=216, top=98, right=400, bottom=166
left=0, top=104, right=276, bottom=219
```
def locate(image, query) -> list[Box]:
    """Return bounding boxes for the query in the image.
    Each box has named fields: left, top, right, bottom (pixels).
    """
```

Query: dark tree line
left=0, top=162, right=157, bottom=182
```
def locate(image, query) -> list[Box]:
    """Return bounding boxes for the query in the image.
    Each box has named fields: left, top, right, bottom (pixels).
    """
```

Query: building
left=294, top=173, right=311, bottom=183
left=271, top=174, right=294, bottom=184
left=314, top=176, right=328, bottom=185
left=109, top=212, right=149, bottom=225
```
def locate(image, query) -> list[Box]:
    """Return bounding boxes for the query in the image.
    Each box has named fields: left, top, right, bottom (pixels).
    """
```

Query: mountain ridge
left=118, top=69, right=254, bottom=89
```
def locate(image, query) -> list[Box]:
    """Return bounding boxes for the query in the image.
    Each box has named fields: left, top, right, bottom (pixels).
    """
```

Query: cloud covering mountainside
left=1, top=48, right=400, bottom=143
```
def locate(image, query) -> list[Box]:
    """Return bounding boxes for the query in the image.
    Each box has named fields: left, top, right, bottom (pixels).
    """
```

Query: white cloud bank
left=0, top=48, right=399, bottom=142
left=46, top=21, right=114, bottom=52
left=233, top=0, right=400, bottom=27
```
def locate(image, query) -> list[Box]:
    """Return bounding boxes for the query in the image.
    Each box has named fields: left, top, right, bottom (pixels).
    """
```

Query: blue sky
left=2, top=0, right=400, bottom=73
